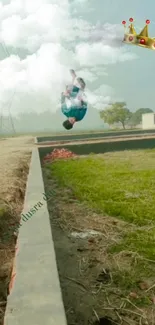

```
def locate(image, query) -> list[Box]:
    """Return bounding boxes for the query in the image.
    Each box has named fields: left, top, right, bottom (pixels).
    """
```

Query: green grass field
left=49, top=149, right=155, bottom=225
left=48, top=149, right=155, bottom=311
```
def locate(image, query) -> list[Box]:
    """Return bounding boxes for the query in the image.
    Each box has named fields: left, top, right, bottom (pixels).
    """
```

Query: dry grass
left=0, top=136, right=34, bottom=325
left=44, top=150, right=155, bottom=325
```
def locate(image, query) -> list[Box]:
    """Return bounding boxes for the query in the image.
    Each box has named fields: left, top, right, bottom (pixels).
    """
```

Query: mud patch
left=94, top=318, right=113, bottom=325
left=46, top=210, right=117, bottom=325
left=0, top=157, right=30, bottom=325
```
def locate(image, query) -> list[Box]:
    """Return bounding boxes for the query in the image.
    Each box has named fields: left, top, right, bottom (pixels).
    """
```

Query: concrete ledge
left=36, top=129, right=155, bottom=144
left=36, top=133, right=155, bottom=147
left=5, top=149, right=67, bottom=325
left=34, top=136, right=38, bottom=144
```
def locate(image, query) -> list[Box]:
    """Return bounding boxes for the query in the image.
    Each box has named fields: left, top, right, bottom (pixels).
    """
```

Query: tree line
left=99, top=102, right=154, bottom=129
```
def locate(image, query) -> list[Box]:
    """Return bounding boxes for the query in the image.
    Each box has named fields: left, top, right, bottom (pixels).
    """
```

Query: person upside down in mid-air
left=61, top=69, right=88, bottom=130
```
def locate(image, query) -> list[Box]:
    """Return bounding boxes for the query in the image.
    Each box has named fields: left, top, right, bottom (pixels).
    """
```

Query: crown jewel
left=122, top=18, right=155, bottom=50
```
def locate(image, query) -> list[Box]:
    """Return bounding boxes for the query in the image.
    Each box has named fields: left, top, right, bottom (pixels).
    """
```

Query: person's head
left=63, top=118, right=76, bottom=130
left=77, top=77, right=86, bottom=90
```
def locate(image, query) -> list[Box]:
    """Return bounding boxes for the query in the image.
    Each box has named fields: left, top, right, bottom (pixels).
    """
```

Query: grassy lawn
left=49, top=149, right=155, bottom=226
left=47, top=149, right=155, bottom=315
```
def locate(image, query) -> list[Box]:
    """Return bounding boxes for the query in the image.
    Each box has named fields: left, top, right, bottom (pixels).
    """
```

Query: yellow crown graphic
left=122, top=18, right=155, bottom=50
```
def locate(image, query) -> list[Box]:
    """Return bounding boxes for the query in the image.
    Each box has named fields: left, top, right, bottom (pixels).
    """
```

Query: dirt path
left=0, top=136, right=34, bottom=325
left=0, top=136, right=34, bottom=201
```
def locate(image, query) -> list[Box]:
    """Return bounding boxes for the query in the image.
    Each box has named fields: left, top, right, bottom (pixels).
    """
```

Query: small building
left=142, top=113, right=155, bottom=129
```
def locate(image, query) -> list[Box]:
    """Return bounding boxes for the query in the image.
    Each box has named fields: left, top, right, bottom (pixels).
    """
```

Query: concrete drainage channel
left=4, top=148, right=67, bottom=325
left=4, top=144, right=116, bottom=325
left=35, top=128, right=155, bottom=144
left=35, top=133, right=155, bottom=146
left=4, top=135, right=155, bottom=325
left=38, top=136, right=155, bottom=160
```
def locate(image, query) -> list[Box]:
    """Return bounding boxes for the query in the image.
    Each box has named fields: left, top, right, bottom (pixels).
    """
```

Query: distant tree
left=129, top=108, right=153, bottom=126
left=100, top=102, right=132, bottom=129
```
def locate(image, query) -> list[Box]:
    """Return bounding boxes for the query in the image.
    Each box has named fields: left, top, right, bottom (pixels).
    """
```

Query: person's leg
left=70, top=69, right=77, bottom=84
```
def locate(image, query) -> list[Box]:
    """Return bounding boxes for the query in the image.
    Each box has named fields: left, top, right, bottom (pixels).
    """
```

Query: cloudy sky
left=0, top=0, right=154, bottom=129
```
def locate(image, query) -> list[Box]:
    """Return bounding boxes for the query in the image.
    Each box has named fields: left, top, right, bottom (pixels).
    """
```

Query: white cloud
left=86, top=84, right=114, bottom=110
left=0, top=1, right=71, bottom=51
left=86, top=90, right=112, bottom=111
left=75, top=42, right=136, bottom=66
left=0, top=0, right=137, bottom=116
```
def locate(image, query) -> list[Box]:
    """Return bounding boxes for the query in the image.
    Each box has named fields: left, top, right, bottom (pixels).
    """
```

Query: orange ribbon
left=8, top=244, right=18, bottom=294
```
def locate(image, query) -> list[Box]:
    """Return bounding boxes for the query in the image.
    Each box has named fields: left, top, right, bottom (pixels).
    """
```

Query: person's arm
left=77, top=91, right=87, bottom=106
left=61, top=86, right=71, bottom=101
left=61, top=92, right=67, bottom=104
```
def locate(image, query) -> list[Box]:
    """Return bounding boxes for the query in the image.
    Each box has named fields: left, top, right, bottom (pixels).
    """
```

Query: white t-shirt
left=65, top=90, right=87, bottom=109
